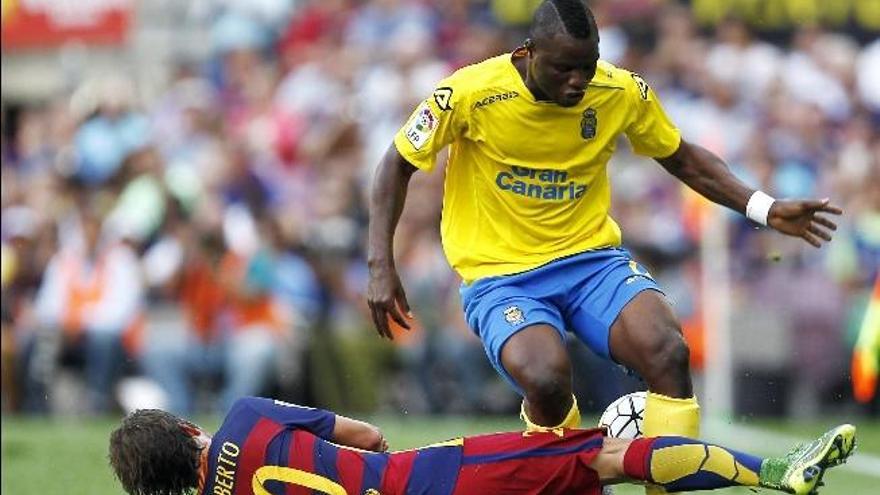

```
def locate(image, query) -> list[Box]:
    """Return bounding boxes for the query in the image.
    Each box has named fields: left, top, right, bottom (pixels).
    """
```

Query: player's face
left=529, top=34, right=599, bottom=107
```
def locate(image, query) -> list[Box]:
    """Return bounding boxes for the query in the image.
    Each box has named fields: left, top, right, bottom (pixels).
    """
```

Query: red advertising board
left=1, top=0, right=133, bottom=50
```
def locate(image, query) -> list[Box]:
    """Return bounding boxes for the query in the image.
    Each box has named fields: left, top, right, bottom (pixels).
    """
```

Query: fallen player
left=109, top=396, right=856, bottom=495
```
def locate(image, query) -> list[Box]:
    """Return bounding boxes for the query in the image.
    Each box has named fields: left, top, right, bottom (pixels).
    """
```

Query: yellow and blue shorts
left=459, top=248, right=662, bottom=395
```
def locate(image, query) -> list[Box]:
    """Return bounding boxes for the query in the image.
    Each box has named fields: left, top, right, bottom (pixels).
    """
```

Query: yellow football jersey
left=394, top=54, right=681, bottom=284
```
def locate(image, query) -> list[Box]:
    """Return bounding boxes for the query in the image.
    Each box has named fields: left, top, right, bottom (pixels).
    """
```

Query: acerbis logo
left=433, top=87, right=453, bottom=111
left=474, top=91, right=519, bottom=109
left=631, top=73, right=650, bottom=100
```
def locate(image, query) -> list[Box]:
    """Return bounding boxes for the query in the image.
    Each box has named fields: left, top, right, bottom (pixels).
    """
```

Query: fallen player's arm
left=333, top=414, right=388, bottom=452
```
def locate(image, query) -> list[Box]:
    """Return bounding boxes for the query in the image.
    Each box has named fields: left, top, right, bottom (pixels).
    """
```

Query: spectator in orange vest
left=33, top=206, right=144, bottom=413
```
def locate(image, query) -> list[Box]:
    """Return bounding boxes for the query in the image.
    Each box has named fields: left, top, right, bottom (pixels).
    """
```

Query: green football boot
left=759, top=424, right=857, bottom=494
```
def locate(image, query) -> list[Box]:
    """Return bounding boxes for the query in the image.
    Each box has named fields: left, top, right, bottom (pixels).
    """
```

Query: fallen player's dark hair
left=109, top=409, right=201, bottom=495
left=531, top=0, right=598, bottom=41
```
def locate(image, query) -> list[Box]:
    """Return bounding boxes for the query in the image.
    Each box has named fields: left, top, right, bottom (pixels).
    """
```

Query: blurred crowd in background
left=1, top=0, right=878, bottom=419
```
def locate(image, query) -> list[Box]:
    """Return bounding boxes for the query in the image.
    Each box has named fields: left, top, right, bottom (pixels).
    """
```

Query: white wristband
left=746, top=190, right=776, bottom=226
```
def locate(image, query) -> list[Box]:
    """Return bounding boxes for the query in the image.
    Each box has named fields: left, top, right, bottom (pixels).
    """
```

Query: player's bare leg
left=609, top=291, right=693, bottom=399
left=609, top=290, right=698, bottom=494
left=609, top=291, right=698, bottom=433
left=501, top=324, right=576, bottom=427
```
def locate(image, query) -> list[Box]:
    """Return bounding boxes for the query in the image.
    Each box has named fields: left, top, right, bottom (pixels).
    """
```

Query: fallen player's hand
left=334, top=416, right=389, bottom=452
left=356, top=423, right=388, bottom=452
left=767, top=198, right=843, bottom=248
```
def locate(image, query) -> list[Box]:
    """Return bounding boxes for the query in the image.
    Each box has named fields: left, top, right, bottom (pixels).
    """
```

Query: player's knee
left=517, top=362, right=572, bottom=406
left=649, top=330, right=690, bottom=379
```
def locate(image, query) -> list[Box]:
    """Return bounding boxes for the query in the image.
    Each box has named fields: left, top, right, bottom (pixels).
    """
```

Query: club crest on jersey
left=404, top=102, right=438, bottom=150
left=581, top=108, right=597, bottom=139
left=433, top=87, right=453, bottom=111
left=503, top=306, right=525, bottom=326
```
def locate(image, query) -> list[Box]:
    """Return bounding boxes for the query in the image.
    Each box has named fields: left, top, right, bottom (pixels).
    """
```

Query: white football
left=598, top=391, right=647, bottom=439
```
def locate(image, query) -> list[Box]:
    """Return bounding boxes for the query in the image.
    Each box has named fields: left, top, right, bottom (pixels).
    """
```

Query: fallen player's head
left=109, top=409, right=208, bottom=495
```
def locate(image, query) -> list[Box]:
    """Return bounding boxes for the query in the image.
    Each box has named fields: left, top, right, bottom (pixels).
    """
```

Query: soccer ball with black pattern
left=598, top=391, right=646, bottom=439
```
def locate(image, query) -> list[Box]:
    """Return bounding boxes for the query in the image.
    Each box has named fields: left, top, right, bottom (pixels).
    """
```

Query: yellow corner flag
left=852, top=275, right=880, bottom=403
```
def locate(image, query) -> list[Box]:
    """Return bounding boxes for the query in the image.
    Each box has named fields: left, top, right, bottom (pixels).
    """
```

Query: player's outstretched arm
left=367, top=145, right=418, bottom=339
left=656, top=139, right=842, bottom=247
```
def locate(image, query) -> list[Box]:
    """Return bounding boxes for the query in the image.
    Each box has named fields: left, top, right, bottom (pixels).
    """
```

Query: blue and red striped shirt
left=200, top=397, right=462, bottom=495
left=201, top=397, right=605, bottom=495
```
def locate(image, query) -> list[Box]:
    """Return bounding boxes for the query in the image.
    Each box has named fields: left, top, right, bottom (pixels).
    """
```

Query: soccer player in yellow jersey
left=367, top=0, right=842, bottom=465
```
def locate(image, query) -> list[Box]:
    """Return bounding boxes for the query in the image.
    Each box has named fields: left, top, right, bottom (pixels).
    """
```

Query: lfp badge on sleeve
left=404, top=103, right=438, bottom=150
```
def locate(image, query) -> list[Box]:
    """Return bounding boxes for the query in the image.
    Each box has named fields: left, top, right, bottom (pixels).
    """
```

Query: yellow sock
left=642, top=392, right=701, bottom=494
left=520, top=395, right=581, bottom=434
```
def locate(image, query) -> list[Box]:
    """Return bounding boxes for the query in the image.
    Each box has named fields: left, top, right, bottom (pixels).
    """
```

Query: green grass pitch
left=2, top=414, right=878, bottom=494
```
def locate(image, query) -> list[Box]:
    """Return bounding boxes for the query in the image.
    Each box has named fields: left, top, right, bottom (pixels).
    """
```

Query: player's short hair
left=109, top=409, right=202, bottom=495
left=530, top=0, right=598, bottom=41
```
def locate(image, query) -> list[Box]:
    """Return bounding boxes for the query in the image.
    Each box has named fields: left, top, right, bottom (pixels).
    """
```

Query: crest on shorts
left=364, top=490, right=381, bottom=495
left=581, top=108, right=597, bottom=140
left=503, top=306, right=525, bottom=326
left=628, top=260, right=653, bottom=279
